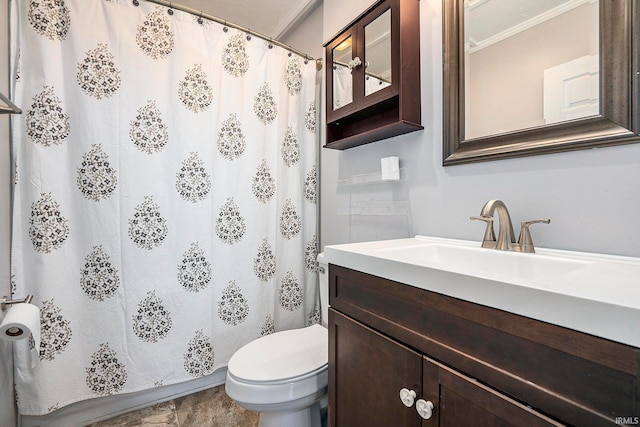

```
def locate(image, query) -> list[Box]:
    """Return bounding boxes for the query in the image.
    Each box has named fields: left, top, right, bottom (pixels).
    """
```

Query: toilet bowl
left=225, top=253, right=329, bottom=427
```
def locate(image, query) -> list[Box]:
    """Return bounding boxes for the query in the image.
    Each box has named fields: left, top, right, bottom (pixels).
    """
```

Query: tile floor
left=89, top=385, right=259, bottom=427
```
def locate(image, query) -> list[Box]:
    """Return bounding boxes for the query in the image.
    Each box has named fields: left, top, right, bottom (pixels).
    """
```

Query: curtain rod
left=137, top=0, right=322, bottom=69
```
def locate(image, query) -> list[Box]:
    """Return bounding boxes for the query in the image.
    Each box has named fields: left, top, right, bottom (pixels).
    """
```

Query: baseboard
left=18, top=368, right=228, bottom=427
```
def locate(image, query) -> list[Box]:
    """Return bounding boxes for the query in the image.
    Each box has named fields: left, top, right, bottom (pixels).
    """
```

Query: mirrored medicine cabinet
left=324, top=0, right=422, bottom=150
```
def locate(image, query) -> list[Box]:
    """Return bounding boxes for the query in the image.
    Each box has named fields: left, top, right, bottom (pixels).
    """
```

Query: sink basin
left=324, top=235, right=640, bottom=347
left=377, top=242, right=589, bottom=284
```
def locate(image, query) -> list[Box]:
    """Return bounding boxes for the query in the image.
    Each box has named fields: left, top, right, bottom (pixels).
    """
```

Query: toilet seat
left=228, top=363, right=327, bottom=386
left=228, top=324, right=328, bottom=383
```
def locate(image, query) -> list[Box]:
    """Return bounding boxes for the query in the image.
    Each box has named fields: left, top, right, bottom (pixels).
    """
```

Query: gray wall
left=316, top=0, right=640, bottom=258
left=0, top=1, right=16, bottom=426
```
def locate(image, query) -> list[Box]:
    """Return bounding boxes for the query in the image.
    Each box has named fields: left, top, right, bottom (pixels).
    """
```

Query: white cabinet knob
left=416, top=399, right=434, bottom=419
left=399, top=388, right=417, bottom=407
left=348, top=56, right=363, bottom=70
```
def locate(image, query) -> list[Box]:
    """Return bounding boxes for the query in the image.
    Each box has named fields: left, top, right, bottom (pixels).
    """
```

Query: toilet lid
left=228, top=324, right=328, bottom=382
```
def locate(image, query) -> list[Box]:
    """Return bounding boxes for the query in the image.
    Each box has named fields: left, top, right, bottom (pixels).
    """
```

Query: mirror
left=443, top=0, right=640, bottom=165
left=465, top=0, right=599, bottom=139
left=332, top=36, right=354, bottom=110
left=365, top=9, right=392, bottom=96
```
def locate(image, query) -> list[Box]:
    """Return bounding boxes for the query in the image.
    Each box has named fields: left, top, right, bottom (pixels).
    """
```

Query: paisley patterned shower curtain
left=9, top=0, right=318, bottom=415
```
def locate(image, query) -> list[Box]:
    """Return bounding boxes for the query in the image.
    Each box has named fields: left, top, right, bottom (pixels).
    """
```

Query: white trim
left=273, top=0, right=321, bottom=41
left=467, top=0, right=592, bottom=53
left=18, top=368, right=227, bottom=427
left=466, top=0, right=490, bottom=11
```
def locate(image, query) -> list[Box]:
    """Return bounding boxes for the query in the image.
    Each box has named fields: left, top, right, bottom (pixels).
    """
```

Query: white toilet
left=225, top=253, right=329, bottom=427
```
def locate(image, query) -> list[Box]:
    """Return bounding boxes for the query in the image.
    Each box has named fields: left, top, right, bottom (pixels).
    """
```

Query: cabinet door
left=325, top=0, right=400, bottom=124
left=329, top=309, right=423, bottom=427
left=423, top=358, right=565, bottom=427
left=327, top=27, right=358, bottom=119
left=358, top=0, right=397, bottom=108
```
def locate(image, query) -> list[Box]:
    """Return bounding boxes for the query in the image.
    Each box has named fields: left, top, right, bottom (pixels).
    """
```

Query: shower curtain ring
left=268, top=38, right=273, bottom=49
left=132, top=0, right=139, bottom=6
left=223, top=20, right=228, bottom=32
left=246, top=30, right=252, bottom=41
left=167, top=2, right=174, bottom=15
left=197, top=12, right=204, bottom=25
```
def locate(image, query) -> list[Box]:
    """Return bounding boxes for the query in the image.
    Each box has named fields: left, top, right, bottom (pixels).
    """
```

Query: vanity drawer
left=329, top=264, right=640, bottom=426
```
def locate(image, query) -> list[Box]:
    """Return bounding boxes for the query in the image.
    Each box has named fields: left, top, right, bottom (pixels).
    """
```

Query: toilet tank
left=317, top=253, right=329, bottom=327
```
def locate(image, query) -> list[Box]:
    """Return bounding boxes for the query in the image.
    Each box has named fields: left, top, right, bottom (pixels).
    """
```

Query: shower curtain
left=9, top=0, right=318, bottom=415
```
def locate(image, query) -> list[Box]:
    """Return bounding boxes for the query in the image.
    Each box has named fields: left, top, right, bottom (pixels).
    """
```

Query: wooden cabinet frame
left=328, top=264, right=640, bottom=426
left=324, top=0, right=422, bottom=150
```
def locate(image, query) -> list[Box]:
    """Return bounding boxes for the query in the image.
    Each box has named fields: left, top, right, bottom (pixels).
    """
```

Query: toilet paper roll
left=1, top=303, right=41, bottom=367
left=0, top=303, right=40, bottom=342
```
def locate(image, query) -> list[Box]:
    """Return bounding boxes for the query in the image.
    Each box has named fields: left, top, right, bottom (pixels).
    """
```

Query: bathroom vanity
left=325, top=237, right=640, bottom=426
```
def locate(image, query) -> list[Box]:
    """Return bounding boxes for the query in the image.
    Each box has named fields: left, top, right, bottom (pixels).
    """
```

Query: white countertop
left=324, top=236, right=640, bottom=348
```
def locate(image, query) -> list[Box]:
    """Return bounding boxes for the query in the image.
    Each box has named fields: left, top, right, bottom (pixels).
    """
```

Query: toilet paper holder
left=1, top=295, right=33, bottom=311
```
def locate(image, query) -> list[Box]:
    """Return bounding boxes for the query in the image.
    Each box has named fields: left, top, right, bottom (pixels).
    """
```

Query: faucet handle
left=470, top=215, right=496, bottom=248
left=518, top=219, right=550, bottom=253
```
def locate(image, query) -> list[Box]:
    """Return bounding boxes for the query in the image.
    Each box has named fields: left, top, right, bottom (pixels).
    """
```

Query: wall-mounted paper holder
left=1, top=295, right=33, bottom=311
left=0, top=91, right=22, bottom=114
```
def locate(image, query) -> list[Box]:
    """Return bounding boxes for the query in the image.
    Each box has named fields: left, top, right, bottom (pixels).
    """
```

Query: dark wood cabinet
left=425, top=358, right=563, bottom=426
left=330, top=310, right=422, bottom=426
left=328, top=264, right=640, bottom=426
left=330, top=310, right=563, bottom=426
left=323, top=0, right=422, bottom=150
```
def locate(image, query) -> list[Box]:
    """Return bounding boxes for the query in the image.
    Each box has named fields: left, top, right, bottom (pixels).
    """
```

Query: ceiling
left=173, top=0, right=320, bottom=40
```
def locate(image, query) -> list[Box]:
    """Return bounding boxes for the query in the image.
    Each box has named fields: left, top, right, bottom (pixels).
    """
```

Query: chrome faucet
left=471, top=199, right=550, bottom=253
